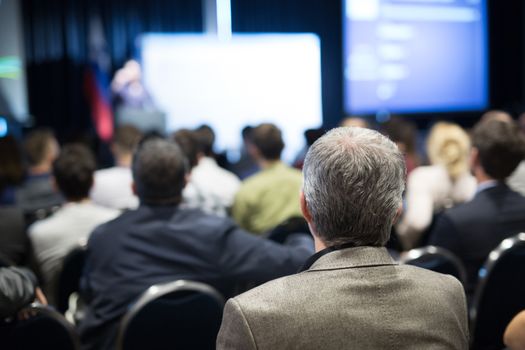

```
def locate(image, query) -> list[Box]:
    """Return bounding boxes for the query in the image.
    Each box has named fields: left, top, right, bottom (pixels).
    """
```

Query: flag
left=84, top=15, right=113, bottom=142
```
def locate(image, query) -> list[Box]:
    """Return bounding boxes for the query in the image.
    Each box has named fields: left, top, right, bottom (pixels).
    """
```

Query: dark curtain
left=22, top=0, right=202, bottom=141
left=231, top=0, right=343, bottom=128
left=488, top=0, right=524, bottom=112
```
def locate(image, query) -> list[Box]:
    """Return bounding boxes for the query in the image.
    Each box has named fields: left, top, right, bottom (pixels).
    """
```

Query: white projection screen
left=139, top=34, right=323, bottom=162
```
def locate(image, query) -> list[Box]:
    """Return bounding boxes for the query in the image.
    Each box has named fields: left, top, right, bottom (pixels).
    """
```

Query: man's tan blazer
left=217, top=246, right=469, bottom=350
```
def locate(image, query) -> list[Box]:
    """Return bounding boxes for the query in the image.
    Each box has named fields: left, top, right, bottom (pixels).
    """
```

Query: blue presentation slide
left=344, top=0, right=488, bottom=114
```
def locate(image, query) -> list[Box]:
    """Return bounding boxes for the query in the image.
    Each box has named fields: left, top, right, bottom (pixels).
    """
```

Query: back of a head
left=53, top=144, right=96, bottom=201
left=303, top=127, right=406, bottom=247
left=23, top=128, right=58, bottom=167
left=132, top=138, right=187, bottom=205
left=250, top=123, right=284, bottom=160
left=194, top=125, right=215, bottom=157
left=172, top=129, right=199, bottom=169
left=427, top=122, right=471, bottom=180
left=472, top=119, right=525, bottom=180
left=113, top=125, right=143, bottom=156
left=481, top=110, right=513, bottom=123
left=381, top=117, right=418, bottom=153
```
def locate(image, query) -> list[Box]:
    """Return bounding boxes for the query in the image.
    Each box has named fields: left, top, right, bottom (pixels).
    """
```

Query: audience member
left=16, top=128, right=63, bottom=215
left=0, top=206, right=30, bottom=266
left=508, top=112, right=525, bottom=196
left=78, top=138, right=313, bottom=350
left=0, top=266, right=46, bottom=319
left=292, top=128, right=325, bottom=170
left=381, top=117, right=420, bottom=174
left=218, top=127, right=468, bottom=350
left=180, top=125, right=240, bottom=216
left=232, top=123, right=303, bottom=234
left=172, top=128, right=199, bottom=168
left=429, top=119, right=525, bottom=295
left=504, top=310, right=525, bottom=350
left=0, top=135, right=25, bottom=205
left=397, top=122, right=476, bottom=249
left=230, top=126, right=259, bottom=179
left=90, top=125, right=142, bottom=210
left=173, top=128, right=219, bottom=213
left=28, top=144, right=120, bottom=303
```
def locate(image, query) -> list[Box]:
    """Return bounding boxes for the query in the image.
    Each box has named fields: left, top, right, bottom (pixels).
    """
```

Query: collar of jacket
left=300, top=246, right=397, bottom=272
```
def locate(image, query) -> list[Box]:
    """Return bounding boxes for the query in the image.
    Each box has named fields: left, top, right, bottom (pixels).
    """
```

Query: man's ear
left=470, top=147, right=479, bottom=170
left=300, top=191, right=313, bottom=223
left=246, top=142, right=260, bottom=160
left=393, top=202, right=403, bottom=225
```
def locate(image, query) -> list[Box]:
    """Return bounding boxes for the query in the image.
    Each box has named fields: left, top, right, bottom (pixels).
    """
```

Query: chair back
left=117, top=280, right=225, bottom=350
left=470, top=233, right=525, bottom=350
left=265, top=216, right=310, bottom=244
left=5, top=303, right=80, bottom=350
left=400, top=245, right=467, bottom=285
left=56, top=246, right=87, bottom=314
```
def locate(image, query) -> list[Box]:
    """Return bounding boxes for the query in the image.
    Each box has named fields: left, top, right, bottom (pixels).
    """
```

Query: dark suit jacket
left=0, top=206, right=30, bottom=266
left=78, top=205, right=313, bottom=350
left=428, top=183, right=525, bottom=294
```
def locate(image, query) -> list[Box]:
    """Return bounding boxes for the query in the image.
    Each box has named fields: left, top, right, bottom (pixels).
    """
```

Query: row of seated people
left=391, top=111, right=525, bottom=300
left=1, top=115, right=525, bottom=349
left=0, top=122, right=310, bottom=349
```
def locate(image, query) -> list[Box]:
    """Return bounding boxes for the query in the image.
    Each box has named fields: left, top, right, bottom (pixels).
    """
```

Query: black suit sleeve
left=0, top=267, right=37, bottom=318
left=428, top=214, right=462, bottom=256
left=218, top=225, right=313, bottom=286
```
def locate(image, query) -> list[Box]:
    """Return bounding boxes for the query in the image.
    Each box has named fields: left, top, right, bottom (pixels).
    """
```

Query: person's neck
left=116, top=154, right=133, bottom=168
left=29, top=163, right=52, bottom=176
left=474, top=167, right=496, bottom=185
left=66, top=197, right=91, bottom=205
left=258, top=159, right=281, bottom=169
left=313, top=235, right=327, bottom=252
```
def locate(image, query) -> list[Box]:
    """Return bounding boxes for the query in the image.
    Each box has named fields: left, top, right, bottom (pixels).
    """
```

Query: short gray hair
left=303, top=127, right=406, bottom=247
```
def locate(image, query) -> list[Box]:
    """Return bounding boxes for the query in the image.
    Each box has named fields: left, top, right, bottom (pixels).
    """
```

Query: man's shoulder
left=232, top=260, right=464, bottom=311
left=28, top=205, right=71, bottom=236
left=241, top=164, right=300, bottom=188
left=444, top=185, right=525, bottom=222
left=88, top=207, right=136, bottom=240
left=178, top=207, right=238, bottom=230
left=231, top=270, right=309, bottom=309
left=440, top=193, right=485, bottom=223
left=399, top=263, right=464, bottom=290
left=90, top=206, right=235, bottom=238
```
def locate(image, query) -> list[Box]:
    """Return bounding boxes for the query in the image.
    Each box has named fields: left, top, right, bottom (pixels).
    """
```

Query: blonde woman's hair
left=427, top=122, right=471, bottom=180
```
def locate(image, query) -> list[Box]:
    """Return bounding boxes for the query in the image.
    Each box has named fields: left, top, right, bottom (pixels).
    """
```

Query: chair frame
left=400, top=245, right=468, bottom=285
left=469, top=232, right=525, bottom=329
left=20, top=302, right=81, bottom=350
left=116, top=280, right=225, bottom=350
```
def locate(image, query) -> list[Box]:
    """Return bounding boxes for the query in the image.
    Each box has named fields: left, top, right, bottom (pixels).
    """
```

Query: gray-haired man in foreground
left=217, top=127, right=469, bottom=350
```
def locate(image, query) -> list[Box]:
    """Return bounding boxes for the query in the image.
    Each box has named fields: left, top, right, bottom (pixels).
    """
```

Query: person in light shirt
left=90, top=125, right=142, bottom=210
left=29, top=144, right=119, bottom=304
left=181, top=125, right=240, bottom=217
